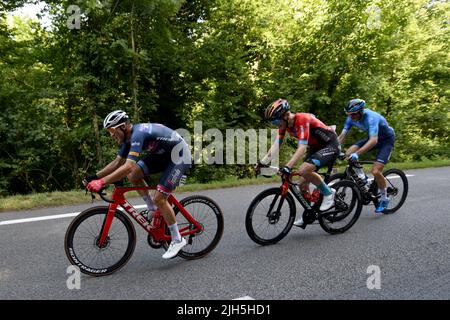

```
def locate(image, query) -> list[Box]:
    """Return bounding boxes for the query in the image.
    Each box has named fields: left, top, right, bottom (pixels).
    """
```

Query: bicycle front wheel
left=163, top=195, right=224, bottom=260
left=319, top=180, right=362, bottom=234
left=64, top=206, right=136, bottom=277
left=245, top=188, right=296, bottom=245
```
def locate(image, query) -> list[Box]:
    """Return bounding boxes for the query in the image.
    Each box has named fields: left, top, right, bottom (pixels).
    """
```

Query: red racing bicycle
left=65, top=185, right=224, bottom=276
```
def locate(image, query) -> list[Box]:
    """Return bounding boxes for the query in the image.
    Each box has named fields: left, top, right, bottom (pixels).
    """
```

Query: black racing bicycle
left=245, top=163, right=363, bottom=245
left=328, top=154, right=408, bottom=214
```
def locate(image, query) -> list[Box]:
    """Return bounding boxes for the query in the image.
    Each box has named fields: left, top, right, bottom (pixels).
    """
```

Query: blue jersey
left=343, top=109, right=394, bottom=139
left=118, top=123, right=184, bottom=162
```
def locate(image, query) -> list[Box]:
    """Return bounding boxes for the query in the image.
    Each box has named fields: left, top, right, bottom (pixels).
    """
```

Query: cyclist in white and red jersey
left=85, top=110, right=191, bottom=259
left=258, top=99, right=340, bottom=228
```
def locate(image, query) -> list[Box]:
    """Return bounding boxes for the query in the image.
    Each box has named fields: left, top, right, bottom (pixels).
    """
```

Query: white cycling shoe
left=162, top=238, right=187, bottom=259
left=320, top=189, right=336, bottom=211
left=293, top=217, right=306, bottom=229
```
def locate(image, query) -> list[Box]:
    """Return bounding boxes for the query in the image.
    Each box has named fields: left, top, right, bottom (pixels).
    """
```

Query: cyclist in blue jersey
left=84, top=110, right=192, bottom=259
left=337, top=99, right=395, bottom=213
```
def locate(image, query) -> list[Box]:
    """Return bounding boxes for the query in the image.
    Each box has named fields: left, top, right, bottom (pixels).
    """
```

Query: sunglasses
left=107, top=127, right=121, bottom=136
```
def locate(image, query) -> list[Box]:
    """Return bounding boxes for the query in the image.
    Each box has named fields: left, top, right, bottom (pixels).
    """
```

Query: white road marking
left=0, top=174, right=415, bottom=227
left=367, top=174, right=414, bottom=181
left=233, top=296, right=255, bottom=300
left=329, top=174, right=414, bottom=185
left=0, top=204, right=147, bottom=226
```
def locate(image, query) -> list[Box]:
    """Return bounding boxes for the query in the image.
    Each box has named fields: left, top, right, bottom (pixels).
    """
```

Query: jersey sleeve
left=343, top=117, right=353, bottom=132
left=296, top=115, right=309, bottom=145
left=367, top=114, right=380, bottom=137
left=117, top=143, right=130, bottom=159
left=126, top=131, right=145, bottom=162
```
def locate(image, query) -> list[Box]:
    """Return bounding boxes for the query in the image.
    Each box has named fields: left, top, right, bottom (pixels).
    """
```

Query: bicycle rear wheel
left=64, top=206, right=136, bottom=277
left=369, top=168, right=408, bottom=214
left=319, top=180, right=362, bottom=234
left=245, top=188, right=296, bottom=245
left=163, top=195, right=224, bottom=260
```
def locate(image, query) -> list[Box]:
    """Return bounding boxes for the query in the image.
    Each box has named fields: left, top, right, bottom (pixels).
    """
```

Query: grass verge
left=1, top=158, right=449, bottom=212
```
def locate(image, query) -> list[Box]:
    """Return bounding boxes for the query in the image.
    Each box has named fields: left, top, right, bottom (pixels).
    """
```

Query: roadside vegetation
left=2, top=158, right=449, bottom=212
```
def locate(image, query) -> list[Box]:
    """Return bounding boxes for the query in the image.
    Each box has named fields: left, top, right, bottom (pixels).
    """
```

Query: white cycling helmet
left=103, top=110, right=129, bottom=129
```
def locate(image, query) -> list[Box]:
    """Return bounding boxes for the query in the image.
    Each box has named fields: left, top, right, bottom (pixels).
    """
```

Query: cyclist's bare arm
left=338, top=129, right=348, bottom=145
left=354, top=136, right=378, bottom=156
left=101, top=159, right=137, bottom=185
left=286, top=144, right=307, bottom=168
left=96, top=156, right=126, bottom=179
left=261, top=135, right=284, bottom=164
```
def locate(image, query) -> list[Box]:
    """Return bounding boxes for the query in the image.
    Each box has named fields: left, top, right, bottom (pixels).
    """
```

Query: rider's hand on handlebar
left=279, top=165, right=292, bottom=177
left=348, top=153, right=359, bottom=162
left=82, top=174, right=99, bottom=187
left=86, top=179, right=106, bottom=193
left=254, top=160, right=265, bottom=175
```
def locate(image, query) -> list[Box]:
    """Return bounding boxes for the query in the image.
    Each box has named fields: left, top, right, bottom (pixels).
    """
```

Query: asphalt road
left=1, top=166, right=449, bottom=300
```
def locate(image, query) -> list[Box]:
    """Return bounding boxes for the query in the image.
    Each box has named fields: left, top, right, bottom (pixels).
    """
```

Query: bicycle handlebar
left=85, top=186, right=115, bottom=203
left=98, top=187, right=115, bottom=203
left=338, top=151, right=375, bottom=165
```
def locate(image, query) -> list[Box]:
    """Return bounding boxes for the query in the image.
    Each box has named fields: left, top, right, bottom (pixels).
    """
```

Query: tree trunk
left=92, top=107, right=103, bottom=165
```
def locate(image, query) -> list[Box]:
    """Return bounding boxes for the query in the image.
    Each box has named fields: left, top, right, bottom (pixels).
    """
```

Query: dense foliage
left=0, top=0, right=448, bottom=195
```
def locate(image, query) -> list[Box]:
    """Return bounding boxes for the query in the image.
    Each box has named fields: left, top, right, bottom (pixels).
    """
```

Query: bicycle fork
left=98, top=203, right=119, bottom=247
left=265, top=182, right=289, bottom=223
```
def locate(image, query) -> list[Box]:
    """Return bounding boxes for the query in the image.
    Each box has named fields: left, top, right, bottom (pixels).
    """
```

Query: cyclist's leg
left=298, top=162, right=323, bottom=186
left=302, top=143, right=340, bottom=210
left=372, top=136, right=395, bottom=210
left=372, top=161, right=386, bottom=189
left=132, top=155, right=168, bottom=211
left=156, top=146, right=192, bottom=258
left=155, top=144, right=191, bottom=225
left=302, top=145, right=340, bottom=191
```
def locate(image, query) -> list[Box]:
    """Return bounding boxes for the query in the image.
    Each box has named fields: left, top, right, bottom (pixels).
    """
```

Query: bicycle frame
left=97, top=186, right=203, bottom=246
left=280, top=173, right=314, bottom=211
left=277, top=171, right=346, bottom=218
left=342, top=160, right=379, bottom=204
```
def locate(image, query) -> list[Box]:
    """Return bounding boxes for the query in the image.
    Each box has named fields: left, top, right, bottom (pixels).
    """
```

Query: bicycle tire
left=380, top=168, right=409, bottom=214
left=245, top=188, right=296, bottom=245
left=162, top=195, right=224, bottom=260
left=64, top=206, right=136, bottom=277
left=331, top=172, right=373, bottom=206
left=318, top=180, right=362, bottom=234
left=328, top=173, right=346, bottom=187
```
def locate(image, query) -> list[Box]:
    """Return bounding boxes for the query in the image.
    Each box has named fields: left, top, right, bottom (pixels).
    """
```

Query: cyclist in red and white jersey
left=258, top=99, right=340, bottom=227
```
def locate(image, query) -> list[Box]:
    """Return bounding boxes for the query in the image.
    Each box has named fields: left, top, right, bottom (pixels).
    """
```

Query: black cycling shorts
left=304, top=134, right=340, bottom=169
left=136, top=142, right=192, bottom=195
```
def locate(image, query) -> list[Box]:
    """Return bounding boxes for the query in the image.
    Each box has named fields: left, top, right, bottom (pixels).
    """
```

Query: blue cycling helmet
left=345, top=99, right=366, bottom=113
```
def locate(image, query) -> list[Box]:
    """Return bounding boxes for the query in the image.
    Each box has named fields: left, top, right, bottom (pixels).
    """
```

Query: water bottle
left=301, top=186, right=312, bottom=201
left=353, top=165, right=369, bottom=194
left=140, top=210, right=151, bottom=222
left=354, top=165, right=368, bottom=184
left=150, top=210, right=162, bottom=228
left=140, top=209, right=156, bottom=223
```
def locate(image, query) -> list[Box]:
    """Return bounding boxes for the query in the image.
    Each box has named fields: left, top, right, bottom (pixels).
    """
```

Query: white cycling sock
left=379, top=188, right=388, bottom=201
left=168, top=223, right=181, bottom=243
